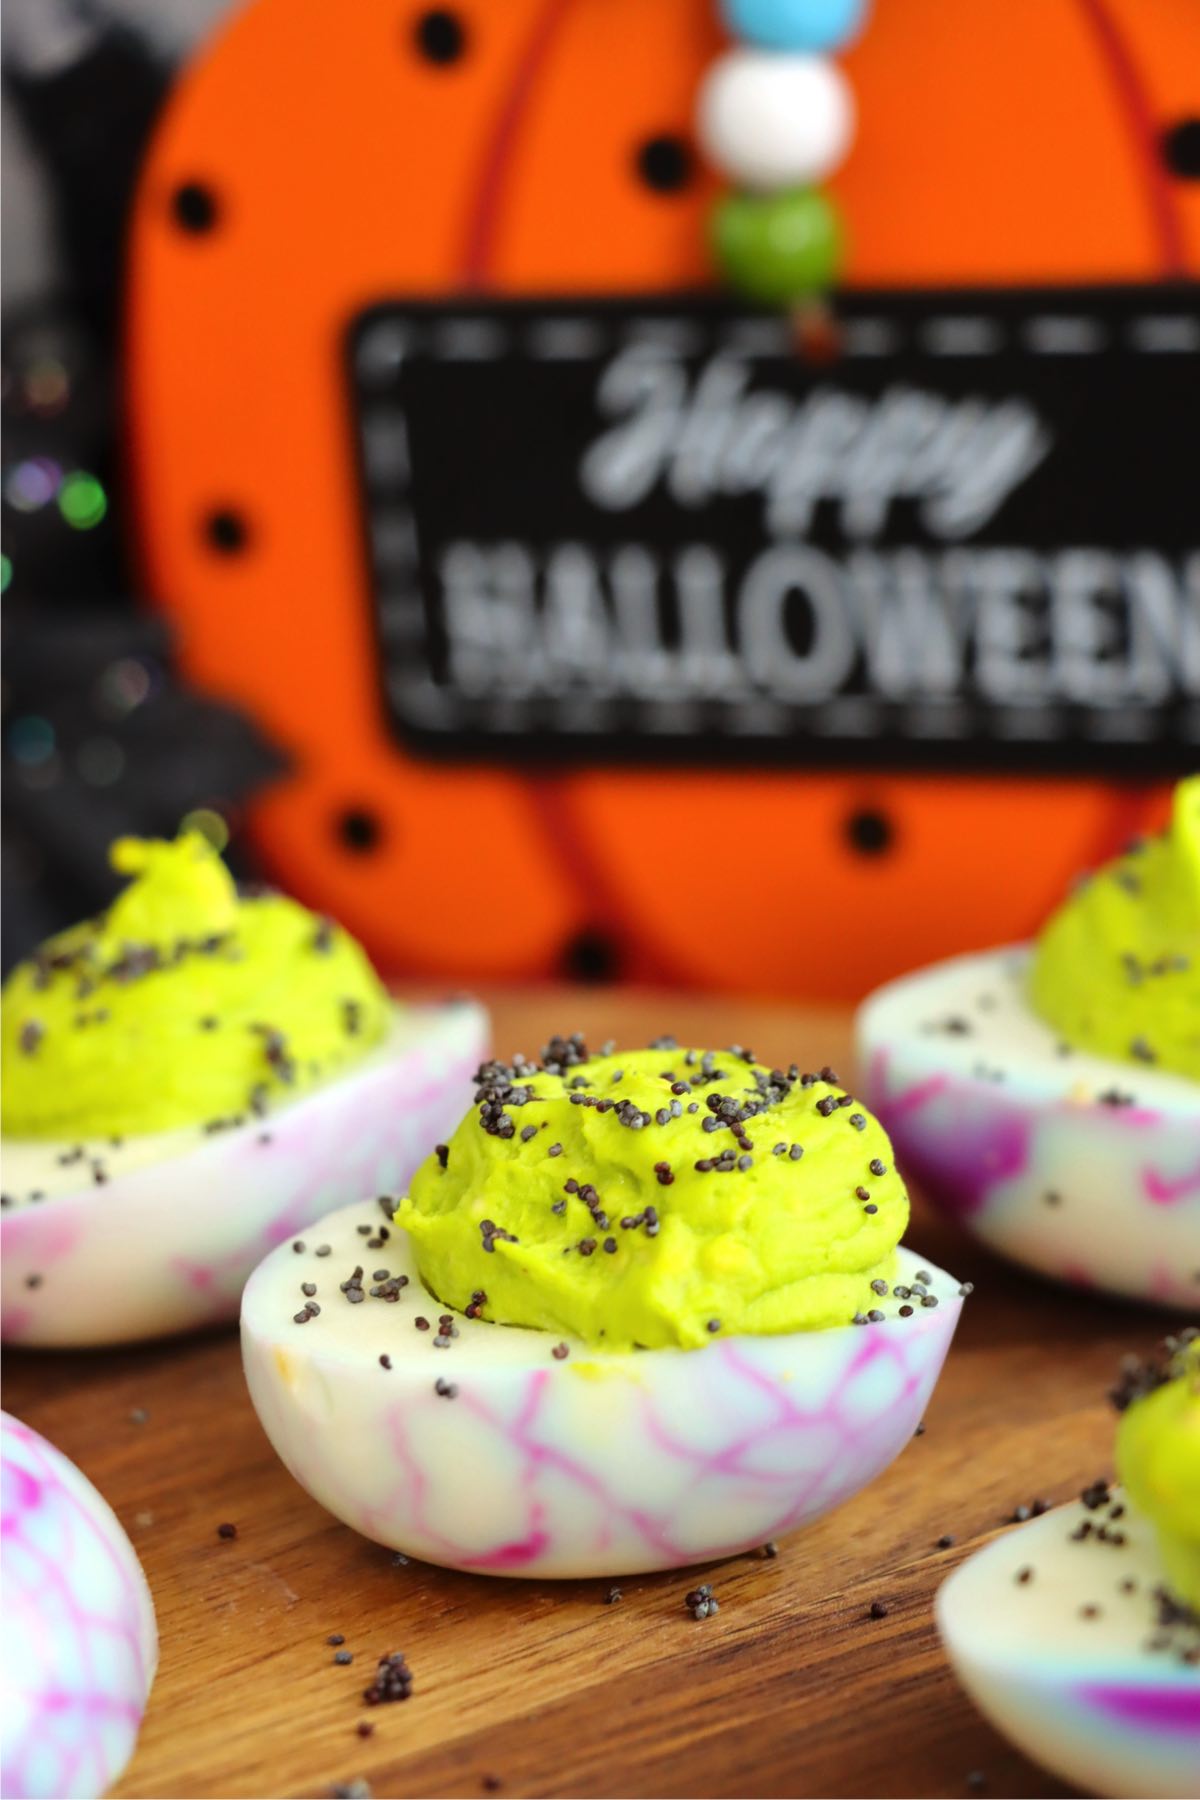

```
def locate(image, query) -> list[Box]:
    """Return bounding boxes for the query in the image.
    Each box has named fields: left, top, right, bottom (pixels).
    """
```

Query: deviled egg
left=1, top=833, right=487, bottom=1345
left=1, top=1411, right=156, bottom=1800
left=243, top=1037, right=965, bottom=1577
left=858, top=778, right=1200, bottom=1306
left=937, top=1332, right=1200, bottom=1799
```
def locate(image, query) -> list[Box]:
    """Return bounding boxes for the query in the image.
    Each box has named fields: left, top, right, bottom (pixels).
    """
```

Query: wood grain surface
left=4, top=986, right=1174, bottom=1800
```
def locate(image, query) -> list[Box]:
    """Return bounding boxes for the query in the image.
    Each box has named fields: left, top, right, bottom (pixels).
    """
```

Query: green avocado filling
left=1029, top=777, right=1200, bottom=1080
left=1, top=833, right=391, bottom=1139
left=1114, top=1334, right=1200, bottom=1611
left=396, top=1038, right=909, bottom=1351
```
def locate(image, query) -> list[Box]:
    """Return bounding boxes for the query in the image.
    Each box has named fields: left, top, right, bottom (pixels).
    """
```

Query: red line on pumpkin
left=459, top=0, right=690, bottom=983
left=461, top=0, right=578, bottom=286
left=1073, top=0, right=1186, bottom=277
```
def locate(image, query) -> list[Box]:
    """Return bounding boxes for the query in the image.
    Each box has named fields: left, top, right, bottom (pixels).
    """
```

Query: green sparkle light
left=58, top=471, right=108, bottom=531
left=0, top=554, right=11, bottom=593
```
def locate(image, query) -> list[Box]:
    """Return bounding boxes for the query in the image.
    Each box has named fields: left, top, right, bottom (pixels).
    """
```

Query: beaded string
left=699, top=1, right=866, bottom=329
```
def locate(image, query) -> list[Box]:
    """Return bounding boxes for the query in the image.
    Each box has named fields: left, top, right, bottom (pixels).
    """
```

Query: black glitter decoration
left=2, top=613, right=287, bottom=971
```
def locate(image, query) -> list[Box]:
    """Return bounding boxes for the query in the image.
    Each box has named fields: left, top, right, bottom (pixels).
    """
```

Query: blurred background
left=3, top=0, right=1196, bottom=995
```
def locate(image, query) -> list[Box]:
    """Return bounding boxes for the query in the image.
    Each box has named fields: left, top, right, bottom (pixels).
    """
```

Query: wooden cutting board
left=4, top=987, right=1167, bottom=1800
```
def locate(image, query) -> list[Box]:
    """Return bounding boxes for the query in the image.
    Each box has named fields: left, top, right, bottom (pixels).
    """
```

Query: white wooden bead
left=697, top=49, right=854, bottom=191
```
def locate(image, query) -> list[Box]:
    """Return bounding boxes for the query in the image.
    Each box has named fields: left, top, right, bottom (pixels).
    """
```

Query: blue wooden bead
left=720, top=0, right=869, bottom=54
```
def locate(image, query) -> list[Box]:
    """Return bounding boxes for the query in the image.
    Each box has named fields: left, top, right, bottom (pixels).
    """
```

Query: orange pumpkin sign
left=126, top=0, right=1199, bottom=997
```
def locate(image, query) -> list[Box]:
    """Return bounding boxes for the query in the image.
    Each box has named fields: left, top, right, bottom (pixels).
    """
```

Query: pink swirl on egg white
left=243, top=1207, right=961, bottom=1579
left=1, top=1001, right=488, bottom=1347
left=856, top=950, right=1200, bottom=1309
left=1, top=1413, right=156, bottom=1800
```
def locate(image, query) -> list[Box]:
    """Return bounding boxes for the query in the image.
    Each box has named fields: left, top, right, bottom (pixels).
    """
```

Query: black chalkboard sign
left=347, top=286, right=1199, bottom=772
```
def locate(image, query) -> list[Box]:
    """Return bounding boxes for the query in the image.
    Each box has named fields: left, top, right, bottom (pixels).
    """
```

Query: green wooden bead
left=711, top=187, right=845, bottom=307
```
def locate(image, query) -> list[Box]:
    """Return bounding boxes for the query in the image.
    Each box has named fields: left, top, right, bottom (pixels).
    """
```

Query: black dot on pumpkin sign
left=203, top=509, right=249, bottom=554
left=413, top=8, right=468, bottom=65
left=170, top=181, right=219, bottom=233
left=634, top=134, right=695, bottom=194
left=845, top=808, right=895, bottom=857
left=1161, top=118, right=1200, bottom=179
left=560, top=927, right=621, bottom=984
left=336, top=807, right=384, bottom=854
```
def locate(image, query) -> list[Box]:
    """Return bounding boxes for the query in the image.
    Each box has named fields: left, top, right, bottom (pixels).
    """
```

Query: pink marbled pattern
left=1, top=1413, right=156, bottom=1800
left=936, top=1493, right=1200, bottom=1799
left=866, top=1053, right=1199, bottom=1307
left=242, top=1204, right=961, bottom=1579
left=1144, top=1158, right=1200, bottom=1205
left=1, top=1002, right=487, bottom=1347
left=857, top=952, right=1200, bottom=1309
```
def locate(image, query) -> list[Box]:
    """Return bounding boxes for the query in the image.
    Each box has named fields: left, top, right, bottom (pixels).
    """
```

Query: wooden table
left=5, top=987, right=1168, bottom=1800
